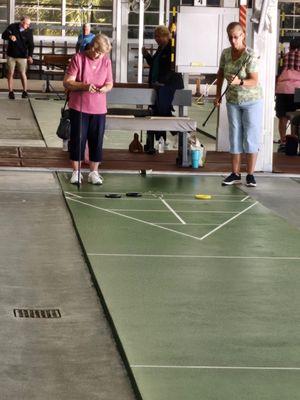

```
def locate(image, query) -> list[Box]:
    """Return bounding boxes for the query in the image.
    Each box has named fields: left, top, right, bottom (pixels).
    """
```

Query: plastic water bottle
left=191, top=149, right=200, bottom=168
left=158, top=137, right=165, bottom=153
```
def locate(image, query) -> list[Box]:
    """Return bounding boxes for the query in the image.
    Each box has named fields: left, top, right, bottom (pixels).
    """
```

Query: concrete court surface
left=0, top=98, right=45, bottom=147
left=242, top=176, right=300, bottom=229
left=0, top=171, right=135, bottom=400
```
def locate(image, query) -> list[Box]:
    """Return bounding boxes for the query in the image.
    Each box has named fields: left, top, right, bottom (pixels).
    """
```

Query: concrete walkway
left=242, top=176, right=300, bottom=229
left=0, top=171, right=135, bottom=400
left=0, top=97, right=45, bottom=147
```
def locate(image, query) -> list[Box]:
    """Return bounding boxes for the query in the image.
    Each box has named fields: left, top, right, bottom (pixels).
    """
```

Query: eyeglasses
left=228, top=33, right=243, bottom=40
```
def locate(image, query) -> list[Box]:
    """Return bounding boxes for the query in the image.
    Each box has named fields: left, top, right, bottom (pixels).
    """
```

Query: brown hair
left=227, top=22, right=245, bottom=35
left=227, top=22, right=246, bottom=47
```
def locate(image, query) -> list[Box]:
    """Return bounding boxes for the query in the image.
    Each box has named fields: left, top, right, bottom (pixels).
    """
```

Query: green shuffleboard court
left=59, top=173, right=300, bottom=400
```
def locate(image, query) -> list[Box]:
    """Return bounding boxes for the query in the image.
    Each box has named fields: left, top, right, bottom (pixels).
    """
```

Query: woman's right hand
left=86, top=83, right=98, bottom=93
left=214, top=97, right=221, bottom=107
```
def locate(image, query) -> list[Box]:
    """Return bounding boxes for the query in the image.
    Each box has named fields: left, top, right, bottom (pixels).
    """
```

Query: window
left=128, top=0, right=160, bottom=39
left=0, top=0, right=7, bottom=33
left=65, top=0, right=113, bottom=37
left=13, top=0, right=113, bottom=37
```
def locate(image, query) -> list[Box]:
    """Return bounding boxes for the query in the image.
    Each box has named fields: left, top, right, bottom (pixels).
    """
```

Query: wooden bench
left=43, top=54, right=74, bottom=92
left=106, top=87, right=197, bottom=167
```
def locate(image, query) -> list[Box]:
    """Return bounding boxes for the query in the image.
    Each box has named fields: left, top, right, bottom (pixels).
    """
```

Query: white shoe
left=88, top=171, right=103, bottom=185
left=70, top=171, right=83, bottom=184
left=172, top=136, right=178, bottom=149
left=62, top=139, right=69, bottom=151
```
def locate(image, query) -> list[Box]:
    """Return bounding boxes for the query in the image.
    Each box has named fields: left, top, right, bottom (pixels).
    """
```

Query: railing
left=0, top=40, right=76, bottom=80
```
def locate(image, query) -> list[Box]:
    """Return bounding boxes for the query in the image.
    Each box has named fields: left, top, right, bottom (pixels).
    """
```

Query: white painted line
left=98, top=209, right=237, bottom=214
left=65, top=191, right=82, bottom=199
left=155, top=223, right=219, bottom=226
left=66, top=197, right=204, bottom=242
left=1, top=167, right=300, bottom=178
left=199, top=202, right=258, bottom=241
left=241, top=195, right=250, bottom=202
left=87, top=253, right=300, bottom=260
left=64, top=191, right=247, bottom=197
left=159, top=196, right=186, bottom=225
left=131, top=364, right=300, bottom=371
left=71, top=196, right=252, bottom=203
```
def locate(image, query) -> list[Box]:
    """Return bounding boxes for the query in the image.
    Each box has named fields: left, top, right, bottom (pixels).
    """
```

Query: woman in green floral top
left=214, top=22, right=263, bottom=187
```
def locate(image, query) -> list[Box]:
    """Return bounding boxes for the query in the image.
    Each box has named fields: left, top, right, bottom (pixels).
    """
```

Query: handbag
left=56, top=98, right=71, bottom=140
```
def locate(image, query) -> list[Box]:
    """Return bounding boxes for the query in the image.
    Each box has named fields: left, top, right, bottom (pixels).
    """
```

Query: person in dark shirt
left=142, top=25, right=183, bottom=153
left=2, top=16, right=34, bottom=99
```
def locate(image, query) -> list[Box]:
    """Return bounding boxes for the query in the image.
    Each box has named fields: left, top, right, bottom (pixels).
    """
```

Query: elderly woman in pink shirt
left=63, top=33, right=113, bottom=185
left=275, top=38, right=300, bottom=152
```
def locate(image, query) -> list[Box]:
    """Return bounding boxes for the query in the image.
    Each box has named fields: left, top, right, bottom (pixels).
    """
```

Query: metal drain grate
left=13, top=309, right=61, bottom=318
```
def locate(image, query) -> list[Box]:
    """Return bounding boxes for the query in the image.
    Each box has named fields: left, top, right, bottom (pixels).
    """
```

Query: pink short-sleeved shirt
left=66, top=52, right=113, bottom=114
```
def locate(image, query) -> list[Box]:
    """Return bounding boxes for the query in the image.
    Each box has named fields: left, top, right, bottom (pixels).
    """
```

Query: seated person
left=142, top=25, right=183, bottom=154
left=275, top=38, right=300, bottom=152
left=76, top=23, right=95, bottom=53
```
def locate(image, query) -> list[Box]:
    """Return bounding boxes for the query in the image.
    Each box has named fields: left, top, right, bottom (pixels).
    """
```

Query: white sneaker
left=88, top=171, right=103, bottom=185
left=62, top=139, right=69, bottom=151
left=70, top=171, right=83, bottom=184
left=172, top=135, right=178, bottom=149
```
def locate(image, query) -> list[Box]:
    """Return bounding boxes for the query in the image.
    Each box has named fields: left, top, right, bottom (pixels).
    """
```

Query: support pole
left=137, top=0, right=145, bottom=83
left=165, top=0, right=170, bottom=27
left=8, top=0, right=14, bottom=24
left=239, top=0, right=247, bottom=31
left=254, top=0, right=278, bottom=172
left=159, top=0, right=164, bottom=25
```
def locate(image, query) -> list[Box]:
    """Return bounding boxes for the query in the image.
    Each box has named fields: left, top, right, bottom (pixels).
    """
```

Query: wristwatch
left=239, top=79, right=244, bottom=86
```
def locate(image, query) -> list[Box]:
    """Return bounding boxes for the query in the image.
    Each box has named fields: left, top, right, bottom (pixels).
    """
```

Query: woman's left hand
left=227, top=75, right=241, bottom=85
left=87, top=83, right=98, bottom=93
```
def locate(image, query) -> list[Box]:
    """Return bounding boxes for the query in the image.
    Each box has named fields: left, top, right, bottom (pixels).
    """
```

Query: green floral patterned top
left=219, top=47, right=263, bottom=104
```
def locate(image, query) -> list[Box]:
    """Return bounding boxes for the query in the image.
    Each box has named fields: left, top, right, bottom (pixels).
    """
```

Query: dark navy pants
left=146, top=85, right=176, bottom=150
left=69, top=109, right=106, bottom=162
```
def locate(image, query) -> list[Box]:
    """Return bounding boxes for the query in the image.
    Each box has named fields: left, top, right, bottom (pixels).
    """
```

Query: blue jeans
left=226, top=99, right=263, bottom=154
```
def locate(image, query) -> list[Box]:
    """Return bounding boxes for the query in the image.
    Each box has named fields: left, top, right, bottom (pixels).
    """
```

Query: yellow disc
left=195, top=194, right=212, bottom=200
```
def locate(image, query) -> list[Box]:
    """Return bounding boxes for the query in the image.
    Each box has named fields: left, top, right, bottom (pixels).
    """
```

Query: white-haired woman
left=63, top=34, right=113, bottom=185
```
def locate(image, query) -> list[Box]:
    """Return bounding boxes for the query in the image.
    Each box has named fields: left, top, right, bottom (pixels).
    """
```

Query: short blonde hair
left=154, top=25, right=170, bottom=39
left=91, top=33, right=112, bottom=54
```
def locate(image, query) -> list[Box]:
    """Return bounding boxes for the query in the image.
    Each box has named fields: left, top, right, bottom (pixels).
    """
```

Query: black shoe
left=222, top=173, right=241, bottom=186
left=145, top=148, right=156, bottom=155
left=246, top=174, right=256, bottom=187
left=277, top=143, right=286, bottom=153
left=144, top=144, right=156, bottom=155
left=8, top=91, right=15, bottom=100
left=21, top=91, right=28, bottom=98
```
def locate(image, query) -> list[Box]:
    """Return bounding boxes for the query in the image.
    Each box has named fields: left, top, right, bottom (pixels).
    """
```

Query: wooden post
left=195, top=78, right=201, bottom=96
left=239, top=0, right=247, bottom=32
